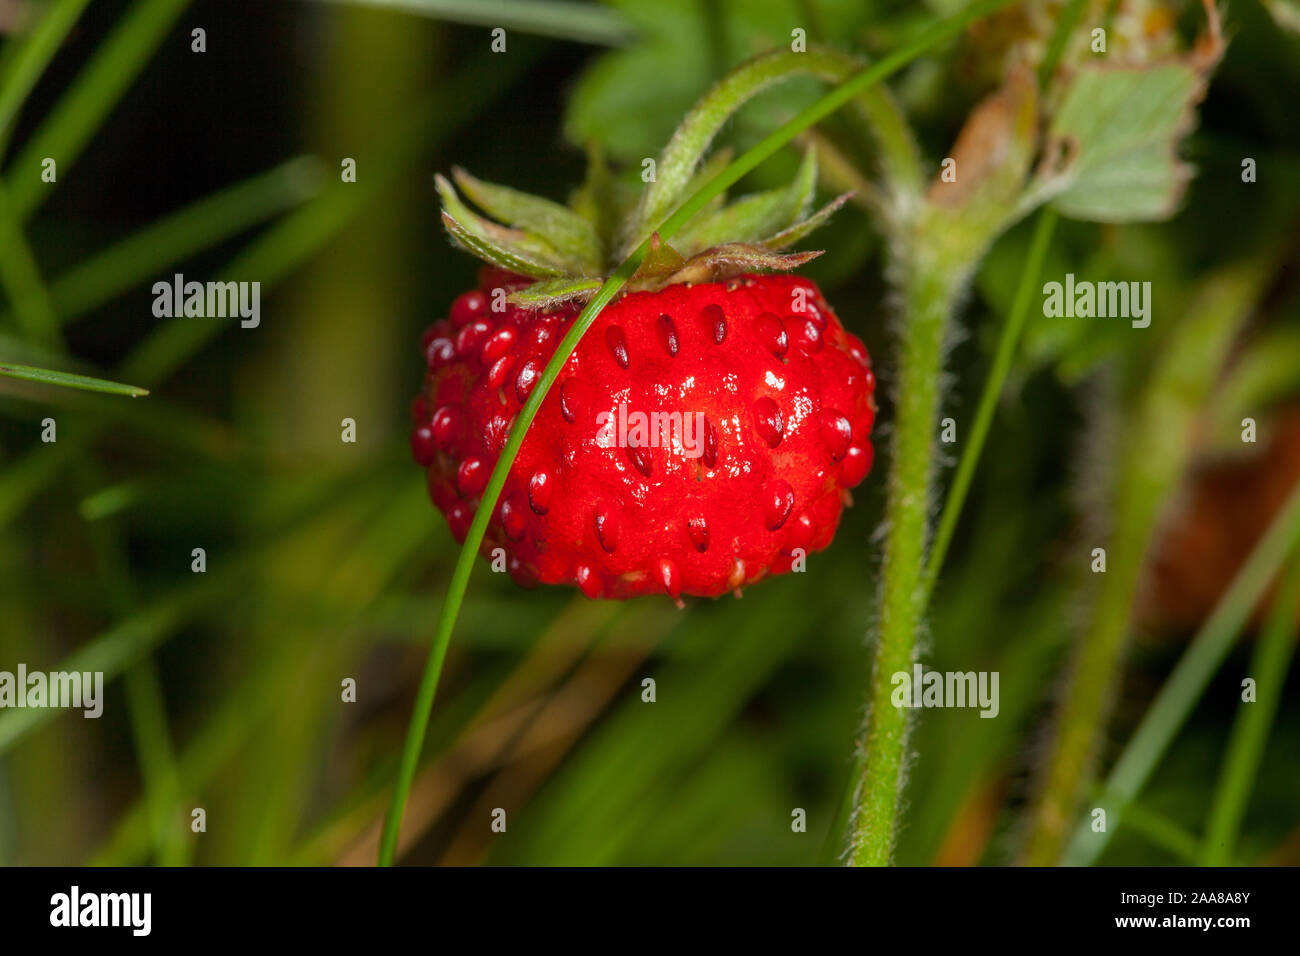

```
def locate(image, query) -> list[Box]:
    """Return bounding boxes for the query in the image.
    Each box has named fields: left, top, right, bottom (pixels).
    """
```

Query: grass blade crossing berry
left=378, top=0, right=1021, bottom=866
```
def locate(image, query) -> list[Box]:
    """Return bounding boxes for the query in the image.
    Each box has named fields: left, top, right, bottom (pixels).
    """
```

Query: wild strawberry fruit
left=413, top=67, right=876, bottom=601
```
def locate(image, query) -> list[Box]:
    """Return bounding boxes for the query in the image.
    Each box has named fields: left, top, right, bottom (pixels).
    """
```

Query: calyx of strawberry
left=436, top=50, right=855, bottom=311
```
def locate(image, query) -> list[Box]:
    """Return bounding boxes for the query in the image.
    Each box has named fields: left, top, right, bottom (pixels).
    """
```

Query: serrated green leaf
left=674, top=147, right=818, bottom=256
left=453, top=167, right=602, bottom=272
left=1032, top=61, right=1210, bottom=223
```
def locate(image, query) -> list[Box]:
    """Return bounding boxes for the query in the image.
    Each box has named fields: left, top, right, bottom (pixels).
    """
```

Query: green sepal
left=674, top=147, right=818, bottom=257
left=453, top=167, right=603, bottom=273
left=758, top=192, right=852, bottom=250
left=630, top=232, right=687, bottom=280
left=436, top=174, right=573, bottom=277
left=507, top=276, right=604, bottom=309
left=659, top=243, right=822, bottom=285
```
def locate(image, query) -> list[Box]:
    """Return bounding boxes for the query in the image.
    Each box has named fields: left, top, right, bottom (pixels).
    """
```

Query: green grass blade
left=6, top=0, right=191, bottom=222
left=42, top=156, right=324, bottom=325
left=376, top=0, right=1022, bottom=866
left=0, top=361, right=148, bottom=397
left=1064, top=474, right=1300, bottom=864
left=923, top=209, right=1056, bottom=599
left=0, top=0, right=92, bottom=140
left=0, top=178, right=62, bottom=348
left=1201, top=545, right=1300, bottom=864
left=304, top=0, right=636, bottom=46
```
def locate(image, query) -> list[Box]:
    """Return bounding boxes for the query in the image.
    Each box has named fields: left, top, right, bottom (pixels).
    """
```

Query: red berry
left=413, top=273, right=876, bottom=599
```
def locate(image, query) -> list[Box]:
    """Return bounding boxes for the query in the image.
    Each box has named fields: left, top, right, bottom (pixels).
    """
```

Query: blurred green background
left=0, top=0, right=1298, bottom=866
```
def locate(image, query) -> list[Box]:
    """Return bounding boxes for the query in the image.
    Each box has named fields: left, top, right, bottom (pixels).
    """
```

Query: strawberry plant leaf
left=1023, top=11, right=1224, bottom=224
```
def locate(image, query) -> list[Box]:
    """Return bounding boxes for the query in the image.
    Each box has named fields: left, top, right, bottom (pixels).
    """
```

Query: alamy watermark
left=1043, top=273, right=1151, bottom=328
left=153, top=272, right=260, bottom=328
left=595, top=402, right=706, bottom=458
left=891, top=664, right=999, bottom=718
left=0, top=665, right=103, bottom=718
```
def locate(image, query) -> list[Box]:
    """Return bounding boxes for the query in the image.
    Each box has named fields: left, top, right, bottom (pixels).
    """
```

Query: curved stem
left=848, top=240, right=961, bottom=866
left=378, top=0, right=1019, bottom=865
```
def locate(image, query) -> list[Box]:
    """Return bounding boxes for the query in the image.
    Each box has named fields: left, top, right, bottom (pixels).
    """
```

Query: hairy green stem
left=848, top=237, right=962, bottom=866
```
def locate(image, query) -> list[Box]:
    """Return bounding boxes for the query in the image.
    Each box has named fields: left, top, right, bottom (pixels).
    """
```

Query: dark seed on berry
left=487, top=354, right=516, bottom=390
left=626, top=442, right=653, bottom=478
left=410, top=425, right=436, bottom=466
left=755, top=312, right=788, bottom=358
left=605, top=325, right=630, bottom=369
left=559, top=378, right=578, bottom=423
left=431, top=405, right=461, bottom=449
left=515, top=359, right=540, bottom=403
left=687, top=515, right=710, bottom=552
left=481, top=326, right=516, bottom=363
left=594, top=504, right=621, bottom=553
left=702, top=418, right=718, bottom=470
left=820, top=409, right=852, bottom=461
left=764, top=479, right=795, bottom=530
left=426, top=336, right=455, bottom=371
left=528, top=469, right=553, bottom=514
left=753, top=397, right=784, bottom=448
left=657, top=313, right=679, bottom=357
left=790, top=317, right=823, bottom=353
left=455, top=319, right=492, bottom=359
left=703, top=303, right=727, bottom=344
left=799, top=296, right=827, bottom=330
left=449, top=289, right=487, bottom=327
left=457, top=457, right=488, bottom=497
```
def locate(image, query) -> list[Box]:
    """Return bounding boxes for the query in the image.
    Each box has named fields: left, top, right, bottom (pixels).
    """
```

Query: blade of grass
left=0, top=361, right=147, bottom=397
left=0, top=49, right=530, bottom=537
left=40, top=155, right=325, bottom=325
left=304, top=0, right=637, bottom=46
left=0, top=0, right=92, bottom=142
left=1121, top=800, right=1205, bottom=865
left=1201, top=544, right=1300, bottom=864
left=6, top=0, right=191, bottom=223
left=1064, top=473, right=1300, bottom=864
left=376, top=0, right=1022, bottom=866
left=0, top=178, right=63, bottom=348
left=923, top=209, right=1056, bottom=601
